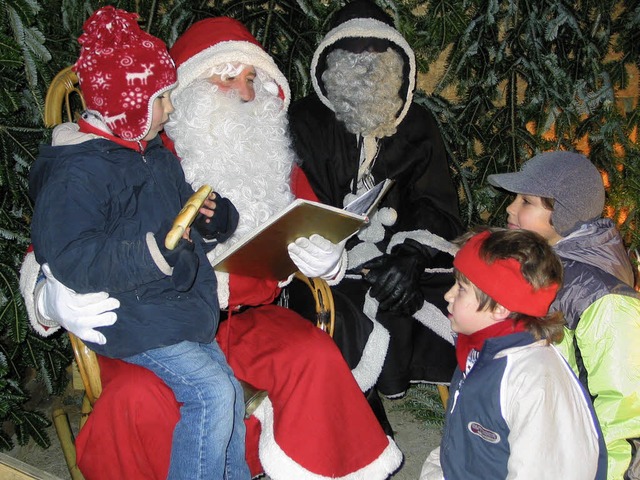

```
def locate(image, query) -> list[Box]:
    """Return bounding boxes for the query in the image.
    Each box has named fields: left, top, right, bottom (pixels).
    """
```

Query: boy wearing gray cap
left=488, top=151, right=640, bottom=480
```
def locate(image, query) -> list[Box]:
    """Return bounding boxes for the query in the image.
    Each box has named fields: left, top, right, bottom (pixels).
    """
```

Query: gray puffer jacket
left=551, top=217, right=637, bottom=328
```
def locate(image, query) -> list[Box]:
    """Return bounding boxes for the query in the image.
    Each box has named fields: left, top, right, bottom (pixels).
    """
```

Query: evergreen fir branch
left=57, top=0, right=92, bottom=35
left=0, top=379, right=28, bottom=416
left=605, top=59, right=632, bottom=90
left=0, top=274, right=21, bottom=336
left=295, top=0, right=321, bottom=20
left=0, top=350, right=7, bottom=377
left=0, top=430, right=14, bottom=451
left=37, top=355, right=54, bottom=395
left=19, top=42, right=39, bottom=87
left=5, top=4, right=48, bottom=87
left=4, top=0, right=41, bottom=23
left=5, top=6, right=26, bottom=41
left=13, top=332, right=71, bottom=396
left=13, top=410, right=51, bottom=448
left=614, top=2, right=640, bottom=63
left=390, top=384, right=446, bottom=426
left=0, top=342, right=22, bottom=385
left=0, top=228, right=22, bottom=241
left=22, top=26, right=49, bottom=62
left=0, top=32, right=23, bottom=68
left=0, top=126, right=40, bottom=162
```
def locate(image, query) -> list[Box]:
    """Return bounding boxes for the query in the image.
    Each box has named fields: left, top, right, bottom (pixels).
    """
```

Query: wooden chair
left=44, top=65, right=447, bottom=479
left=44, top=66, right=339, bottom=479
left=53, top=293, right=336, bottom=480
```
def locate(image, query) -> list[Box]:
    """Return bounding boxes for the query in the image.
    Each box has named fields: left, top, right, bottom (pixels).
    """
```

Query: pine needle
left=389, top=384, right=446, bottom=427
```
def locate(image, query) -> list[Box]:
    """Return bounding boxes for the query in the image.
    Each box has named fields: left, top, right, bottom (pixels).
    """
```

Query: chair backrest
left=294, top=272, right=335, bottom=337
left=43, top=66, right=102, bottom=407
left=44, top=66, right=85, bottom=128
left=68, top=334, right=102, bottom=405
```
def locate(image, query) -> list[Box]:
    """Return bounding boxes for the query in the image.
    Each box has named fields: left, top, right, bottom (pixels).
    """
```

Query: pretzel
left=164, top=185, right=213, bottom=250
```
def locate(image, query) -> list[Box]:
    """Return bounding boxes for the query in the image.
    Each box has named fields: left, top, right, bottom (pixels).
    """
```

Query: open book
left=212, top=179, right=394, bottom=280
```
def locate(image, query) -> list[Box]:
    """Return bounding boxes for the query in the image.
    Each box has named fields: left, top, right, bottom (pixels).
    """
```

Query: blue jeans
left=125, top=340, right=249, bottom=479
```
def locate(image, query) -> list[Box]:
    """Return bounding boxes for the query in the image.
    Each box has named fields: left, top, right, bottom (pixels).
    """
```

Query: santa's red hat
left=170, top=17, right=290, bottom=107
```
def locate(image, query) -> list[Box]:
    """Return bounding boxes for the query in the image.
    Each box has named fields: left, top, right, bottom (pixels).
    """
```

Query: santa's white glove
left=288, top=234, right=346, bottom=280
left=37, top=264, right=119, bottom=345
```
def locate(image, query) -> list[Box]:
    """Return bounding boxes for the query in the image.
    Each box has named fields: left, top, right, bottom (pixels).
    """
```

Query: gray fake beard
left=322, top=48, right=404, bottom=138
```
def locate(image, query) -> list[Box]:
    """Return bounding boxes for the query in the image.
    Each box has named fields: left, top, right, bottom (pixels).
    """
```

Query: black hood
left=310, top=0, right=416, bottom=127
left=330, top=0, right=394, bottom=27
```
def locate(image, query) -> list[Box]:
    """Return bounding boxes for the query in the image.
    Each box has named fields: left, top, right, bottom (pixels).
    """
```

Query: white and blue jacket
left=422, top=331, right=607, bottom=479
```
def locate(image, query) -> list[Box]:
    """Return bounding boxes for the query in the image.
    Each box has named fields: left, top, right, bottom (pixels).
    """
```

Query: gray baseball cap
left=487, top=151, right=605, bottom=236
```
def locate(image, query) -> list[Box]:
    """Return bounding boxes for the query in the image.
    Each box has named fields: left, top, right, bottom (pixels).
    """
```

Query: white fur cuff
left=324, top=248, right=348, bottom=286
left=19, top=251, right=59, bottom=337
left=216, top=271, right=230, bottom=309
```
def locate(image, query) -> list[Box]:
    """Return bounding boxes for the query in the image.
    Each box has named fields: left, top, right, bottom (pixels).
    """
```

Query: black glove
left=193, top=194, right=239, bottom=243
left=158, top=225, right=199, bottom=292
left=362, top=238, right=430, bottom=315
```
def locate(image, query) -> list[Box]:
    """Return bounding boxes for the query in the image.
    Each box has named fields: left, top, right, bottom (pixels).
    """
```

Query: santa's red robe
left=72, top=165, right=402, bottom=479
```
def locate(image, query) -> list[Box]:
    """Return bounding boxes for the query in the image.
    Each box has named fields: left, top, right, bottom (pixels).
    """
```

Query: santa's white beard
left=165, top=79, right=296, bottom=259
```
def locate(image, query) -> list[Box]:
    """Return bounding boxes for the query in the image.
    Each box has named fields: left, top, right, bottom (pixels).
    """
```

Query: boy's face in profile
left=444, top=278, right=497, bottom=335
left=144, top=92, right=175, bottom=141
left=506, top=194, right=563, bottom=245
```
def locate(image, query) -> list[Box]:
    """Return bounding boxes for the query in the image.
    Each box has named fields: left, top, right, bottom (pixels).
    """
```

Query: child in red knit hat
left=421, top=228, right=606, bottom=479
left=29, top=6, right=247, bottom=479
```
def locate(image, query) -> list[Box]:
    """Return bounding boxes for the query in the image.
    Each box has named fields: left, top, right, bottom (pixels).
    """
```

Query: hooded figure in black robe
left=288, top=0, right=463, bottom=433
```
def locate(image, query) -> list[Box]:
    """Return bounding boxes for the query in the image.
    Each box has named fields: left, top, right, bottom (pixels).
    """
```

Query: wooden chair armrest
left=44, top=66, right=85, bottom=128
left=293, top=272, right=335, bottom=338
left=68, top=333, right=101, bottom=405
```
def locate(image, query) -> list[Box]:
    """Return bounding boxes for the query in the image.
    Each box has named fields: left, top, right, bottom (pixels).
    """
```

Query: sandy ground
left=382, top=394, right=443, bottom=479
left=8, top=382, right=443, bottom=479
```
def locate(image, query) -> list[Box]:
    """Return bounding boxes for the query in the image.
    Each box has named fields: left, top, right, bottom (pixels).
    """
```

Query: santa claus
left=20, top=16, right=402, bottom=480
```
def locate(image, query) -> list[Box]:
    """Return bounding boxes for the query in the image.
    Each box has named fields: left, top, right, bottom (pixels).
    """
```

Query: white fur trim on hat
left=174, top=41, right=291, bottom=108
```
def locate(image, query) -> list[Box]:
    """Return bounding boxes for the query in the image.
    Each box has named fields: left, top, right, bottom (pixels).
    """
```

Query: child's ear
left=492, top=304, right=511, bottom=321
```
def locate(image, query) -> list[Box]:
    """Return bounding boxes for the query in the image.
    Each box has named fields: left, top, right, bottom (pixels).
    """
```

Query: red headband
left=453, top=231, right=559, bottom=317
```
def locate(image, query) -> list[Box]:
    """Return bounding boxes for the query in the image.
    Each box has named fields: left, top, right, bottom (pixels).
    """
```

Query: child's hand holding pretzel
left=165, top=185, right=213, bottom=249
left=192, top=191, right=239, bottom=243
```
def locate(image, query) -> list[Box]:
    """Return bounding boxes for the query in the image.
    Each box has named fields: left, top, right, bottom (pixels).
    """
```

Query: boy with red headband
left=28, top=7, right=247, bottom=479
left=421, top=228, right=606, bottom=479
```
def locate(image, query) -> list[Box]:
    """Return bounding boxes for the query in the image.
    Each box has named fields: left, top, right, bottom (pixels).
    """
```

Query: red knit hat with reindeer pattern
left=74, top=6, right=177, bottom=141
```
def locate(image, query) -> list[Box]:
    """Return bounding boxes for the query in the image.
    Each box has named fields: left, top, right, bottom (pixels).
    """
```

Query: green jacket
left=553, top=219, right=640, bottom=480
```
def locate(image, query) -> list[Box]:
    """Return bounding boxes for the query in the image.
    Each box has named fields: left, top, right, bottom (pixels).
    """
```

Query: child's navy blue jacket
left=30, top=130, right=219, bottom=358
